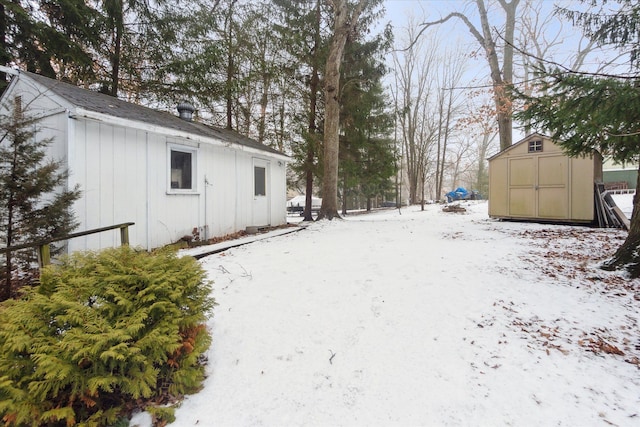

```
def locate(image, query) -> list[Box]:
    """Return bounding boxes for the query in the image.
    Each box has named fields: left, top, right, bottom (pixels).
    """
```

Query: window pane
left=254, top=166, right=266, bottom=196
left=528, top=140, right=543, bottom=153
left=171, top=150, right=192, bottom=189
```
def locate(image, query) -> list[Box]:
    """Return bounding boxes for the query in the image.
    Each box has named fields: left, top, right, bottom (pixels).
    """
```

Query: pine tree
left=339, top=30, right=395, bottom=212
left=0, top=0, right=99, bottom=88
left=273, top=0, right=330, bottom=221
left=0, top=100, right=80, bottom=300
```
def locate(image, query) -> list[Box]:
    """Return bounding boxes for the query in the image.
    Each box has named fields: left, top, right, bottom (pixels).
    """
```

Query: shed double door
left=508, top=155, right=569, bottom=219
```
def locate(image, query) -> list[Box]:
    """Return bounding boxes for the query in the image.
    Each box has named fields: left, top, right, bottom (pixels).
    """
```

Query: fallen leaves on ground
left=488, top=224, right=640, bottom=367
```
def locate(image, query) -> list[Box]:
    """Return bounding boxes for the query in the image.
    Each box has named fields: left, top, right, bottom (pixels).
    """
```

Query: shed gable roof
left=17, top=71, right=285, bottom=157
left=487, top=133, right=551, bottom=161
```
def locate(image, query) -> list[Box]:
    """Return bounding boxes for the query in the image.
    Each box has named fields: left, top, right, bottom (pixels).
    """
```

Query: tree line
left=0, top=0, right=396, bottom=217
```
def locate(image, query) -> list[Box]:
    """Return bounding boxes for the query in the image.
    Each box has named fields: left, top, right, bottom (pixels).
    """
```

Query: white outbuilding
left=0, top=69, right=289, bottom=252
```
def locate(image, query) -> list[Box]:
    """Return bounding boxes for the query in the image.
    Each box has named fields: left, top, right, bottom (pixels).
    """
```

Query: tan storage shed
left=488, top=133, right=603, bottom=223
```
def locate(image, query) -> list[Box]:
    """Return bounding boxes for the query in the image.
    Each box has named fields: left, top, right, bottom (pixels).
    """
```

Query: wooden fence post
left=38, top=244, right=51, bottom=267
left=120, top=225, right=130, bottom=246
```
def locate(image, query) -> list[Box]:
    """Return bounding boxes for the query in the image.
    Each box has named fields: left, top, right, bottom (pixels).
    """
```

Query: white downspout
left=204, top=175, right=208, bottom=241
left=66, top=111, right=77, bottom=252
left=146, top=132, right=151, bottom=250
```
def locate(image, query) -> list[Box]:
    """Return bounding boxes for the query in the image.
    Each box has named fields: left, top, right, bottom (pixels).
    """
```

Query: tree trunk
left=303, top=148, right=315, bottom=221
left=435, top=94, right=443, bottom=200
left=110, top=16, right=123, bottom=97
left=421, top=170, right=425, bottom=211
left=226, top=38, right=234, bottom=130
left=476, top=0, right=514, bottom=151
left=341, top=175, right=348, bottom=215
left=258, top=75, right=268, bottom=144
left=225, top=1, right=237, bottom=130
left=602, top=160, right=640, bottom=277
left=319, top=0, right=348, bottom=220
left=303, top=0, right=322, bottom=222
left=318, top=0, right=366, bottom=220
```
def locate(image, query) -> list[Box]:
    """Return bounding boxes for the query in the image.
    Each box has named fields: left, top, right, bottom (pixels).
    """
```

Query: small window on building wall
left=254, top=166, right=266, bottom=196
left=528, top=140, right=543, bottom=153
left=169, top=146, right=196, bottom=191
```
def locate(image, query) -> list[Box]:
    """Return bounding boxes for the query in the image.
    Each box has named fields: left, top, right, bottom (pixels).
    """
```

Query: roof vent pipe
left=177, top=101, right=195, bottom=122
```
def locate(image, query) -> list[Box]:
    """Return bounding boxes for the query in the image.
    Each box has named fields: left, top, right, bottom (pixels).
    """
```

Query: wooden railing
left=0, top=222, right=135, bottom=267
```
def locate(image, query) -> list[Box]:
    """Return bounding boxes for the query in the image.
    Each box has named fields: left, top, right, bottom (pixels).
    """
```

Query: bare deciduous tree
left=434, top=48, right=466, bottom=200
left=392, top=20, right=438, bottom=205
left=411, top=0, right=520, bottom=151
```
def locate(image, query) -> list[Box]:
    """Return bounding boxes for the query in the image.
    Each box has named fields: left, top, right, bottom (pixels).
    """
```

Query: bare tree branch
left=399, top=12, right=481, bottom=52
left=498, top=30, right=640, bottom=80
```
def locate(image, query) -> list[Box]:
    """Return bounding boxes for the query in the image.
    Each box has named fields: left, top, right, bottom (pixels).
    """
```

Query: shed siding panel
left=83, top=121, right=102, bottom=249
left=538, top=156, right=567, bottom=186
left=270, top=160, right=287, bottom=226
left=571, top=157, right=595, bottom=220
left=68, top=122, right=149, bottom=252
left=489, top=158, right=508, bottom=216
left=537, top=155, right=568, bottom=219
left=235, top=153, right=253, bottom=229
left=145, top=134, right=164, bottom=249
left=509, top=188, right=535, bottom=217
left=509, top=158, right=535, bottom=186
left=209, top=147, right=238, bottom=237
left=538, top=188, right=568, bottom=218
left=509, top=157, right=535, bottom=217
left=118, top=129, right=148, bottom=248
left=69, top=120, right=87, bottom=251
left=99, top=124, right=116, bottom=248
left=37, top=113, right=67, bottom=168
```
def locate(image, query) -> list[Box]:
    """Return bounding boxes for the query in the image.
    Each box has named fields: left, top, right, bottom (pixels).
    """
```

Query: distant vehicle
left=445, top=187, right=481, bottom=203
left=380, top=201, right=397, bottom=208
left=287, top=195, right=322, bottom=214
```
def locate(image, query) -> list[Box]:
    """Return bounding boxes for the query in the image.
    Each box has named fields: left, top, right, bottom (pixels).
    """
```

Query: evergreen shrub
left=0, top=246, right=215, bottom=426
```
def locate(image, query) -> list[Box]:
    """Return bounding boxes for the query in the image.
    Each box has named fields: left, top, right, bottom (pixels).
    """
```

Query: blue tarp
left=445, top=187, right=469, bottom=202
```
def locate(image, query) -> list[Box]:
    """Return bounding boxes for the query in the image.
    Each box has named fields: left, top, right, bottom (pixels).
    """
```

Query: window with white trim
left=168, top=145, right=197, bottom=192
left=254, top=166, right=266, bottom=196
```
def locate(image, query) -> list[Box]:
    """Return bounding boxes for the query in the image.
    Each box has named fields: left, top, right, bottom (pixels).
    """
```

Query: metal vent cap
left=177, top=101, right=195, bottom=121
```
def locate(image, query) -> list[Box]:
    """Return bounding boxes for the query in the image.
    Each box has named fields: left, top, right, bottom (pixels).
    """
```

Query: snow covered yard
left=145, top=201, right=639, bottom=426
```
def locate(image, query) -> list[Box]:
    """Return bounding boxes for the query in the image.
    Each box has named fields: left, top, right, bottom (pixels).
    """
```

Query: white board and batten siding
left=1, top=70, right=289, bottom=253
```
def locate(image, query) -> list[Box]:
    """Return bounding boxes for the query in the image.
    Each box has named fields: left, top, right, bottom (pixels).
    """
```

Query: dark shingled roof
left=22, top=71, right=286, bottom=157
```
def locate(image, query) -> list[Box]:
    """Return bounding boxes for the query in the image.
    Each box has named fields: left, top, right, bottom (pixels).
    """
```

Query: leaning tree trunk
left=602, top=160, right=640, bottom=277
